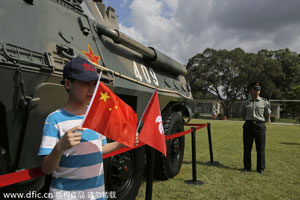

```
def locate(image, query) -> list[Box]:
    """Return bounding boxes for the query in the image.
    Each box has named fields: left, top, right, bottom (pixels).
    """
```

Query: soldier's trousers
left=243, top=121, right=266, bottom=171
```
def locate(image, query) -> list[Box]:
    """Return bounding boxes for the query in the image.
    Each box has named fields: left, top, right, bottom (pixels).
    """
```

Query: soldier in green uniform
left=241, top=81, right=271, bottom=174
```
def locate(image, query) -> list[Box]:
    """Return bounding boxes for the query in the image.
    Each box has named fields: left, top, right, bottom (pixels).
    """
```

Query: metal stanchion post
left=185, top=127, right=204, bottom=185
left=145, top=146, right=155, bottom=200
left=192, top=127, right=197, bottom=181
left=206, top=123, right=220, bottom=165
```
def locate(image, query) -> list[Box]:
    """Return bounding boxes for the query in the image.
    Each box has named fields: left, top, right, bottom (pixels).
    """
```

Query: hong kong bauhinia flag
left=82, top=82, right=137, bottom=148
left=138, top=90, right=166, bottom=156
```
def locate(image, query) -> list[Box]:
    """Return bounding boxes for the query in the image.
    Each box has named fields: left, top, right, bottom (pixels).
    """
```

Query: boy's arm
left=102, top=132, right=139, bottom=155
left=102, top=142, right=125, bottom=155
left=41, top=126, right=83, bottom=175
left=41, top=145, right=64, bottom=175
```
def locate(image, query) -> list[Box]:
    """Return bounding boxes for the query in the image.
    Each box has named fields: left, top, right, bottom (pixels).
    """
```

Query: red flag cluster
left=82, top=82, right=137, bottom=148
left=82, top=81, right=166, bottom=155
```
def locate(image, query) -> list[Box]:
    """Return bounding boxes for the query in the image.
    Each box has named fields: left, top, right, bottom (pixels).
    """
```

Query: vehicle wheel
left=154, top=111, right=185, bottom=180
left=104, top=146, right=145, bottom=200
left=0, top=145, right=8, bottom=175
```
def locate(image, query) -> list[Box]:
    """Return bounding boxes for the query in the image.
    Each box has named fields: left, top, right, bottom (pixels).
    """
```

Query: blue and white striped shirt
left=38, top=109, right=107, bottom=200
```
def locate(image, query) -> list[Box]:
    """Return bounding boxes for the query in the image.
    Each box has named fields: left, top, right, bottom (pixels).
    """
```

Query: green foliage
left=271, top=49, right=300, bottom=94
left=270, top=115, right=277, bottom=122
left=186, top=48, right=249, bottom=117
left=284, top=85, right=300, bottom=118
left=193, top=112, right=200, bottom=118
left=287, top=85, right=300, bottom=99
left=217, top=113, right=224, bottom=118
left=137, top=120, right=300, bottom=200
left=187, top=48, right=300, bottom=118
left=257, top=49, right=300, bottom=98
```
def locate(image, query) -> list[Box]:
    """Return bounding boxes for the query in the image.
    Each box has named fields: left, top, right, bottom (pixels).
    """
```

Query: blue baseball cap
left=63, top=57, right=98, bottom=82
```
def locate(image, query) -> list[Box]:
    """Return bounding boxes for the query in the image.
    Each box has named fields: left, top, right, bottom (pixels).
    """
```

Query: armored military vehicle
left=0, top=0, right=192, bottom=199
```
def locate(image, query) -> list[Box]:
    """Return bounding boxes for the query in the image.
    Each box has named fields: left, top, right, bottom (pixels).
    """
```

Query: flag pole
left=80, top=71, right=102, bottom=126
left=139, top=89, right=158, bottom=200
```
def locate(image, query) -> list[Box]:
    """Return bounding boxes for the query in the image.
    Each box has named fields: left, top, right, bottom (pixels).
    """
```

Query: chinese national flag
left=138, top=90, right=166, bottom=156
left=82, top=82, right=137, bottom=148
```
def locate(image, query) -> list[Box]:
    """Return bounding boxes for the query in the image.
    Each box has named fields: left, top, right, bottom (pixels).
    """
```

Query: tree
left=255, top=49, right=285, bottom=99
left=270, top=49, right=300, bottom=95
left=284, top=85, right=300, bottom=120
left=187, top=48, right=249, bottom=117
left=187, top=47, right=300, bottom=118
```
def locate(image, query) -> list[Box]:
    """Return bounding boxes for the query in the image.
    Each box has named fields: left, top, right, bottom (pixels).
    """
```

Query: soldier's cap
left=248, top=81, right=261, bottom=90
left=62, top=57, right=98, bottom=83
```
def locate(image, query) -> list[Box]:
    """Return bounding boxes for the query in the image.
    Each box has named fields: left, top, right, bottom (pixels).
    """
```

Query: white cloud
left=117, top=0, right=300, bottom=64
left=125, top=0, right=182, bottom=60
left=161, top=0, right=178, bottom=10
left=119, top=23, right=146, bottom=45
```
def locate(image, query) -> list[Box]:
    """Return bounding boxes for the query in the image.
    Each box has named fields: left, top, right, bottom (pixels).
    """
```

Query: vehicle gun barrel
left=96, top=23, right=187, bottom=76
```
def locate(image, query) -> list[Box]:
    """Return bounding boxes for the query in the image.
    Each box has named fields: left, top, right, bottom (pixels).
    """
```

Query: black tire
left=154, top=111, right=185, bottom=180
left=104, top=146, right=145, bottom=200
left=0, top=145, right=8, bottom=175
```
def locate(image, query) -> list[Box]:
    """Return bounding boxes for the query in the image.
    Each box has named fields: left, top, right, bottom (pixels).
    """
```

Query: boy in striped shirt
left=38, top=57, right=125, bottom=200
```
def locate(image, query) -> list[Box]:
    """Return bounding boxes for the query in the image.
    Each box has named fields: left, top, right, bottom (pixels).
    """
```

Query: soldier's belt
left=246, top=120, right=265, bottom=124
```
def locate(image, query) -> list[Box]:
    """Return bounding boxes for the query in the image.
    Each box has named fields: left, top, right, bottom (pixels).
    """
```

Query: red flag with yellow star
left=82, top=82, right=137, bottom=148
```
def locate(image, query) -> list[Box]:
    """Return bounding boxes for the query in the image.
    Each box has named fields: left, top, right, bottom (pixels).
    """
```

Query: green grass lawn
left=276, top=118, right=299, bottom=124
left=136, top=119, right=300, bottom=200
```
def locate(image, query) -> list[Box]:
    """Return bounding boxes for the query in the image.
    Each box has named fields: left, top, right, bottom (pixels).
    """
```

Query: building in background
left=190, top=92, right=281, bottom=119
left=189, top=91, right=221, bottom=119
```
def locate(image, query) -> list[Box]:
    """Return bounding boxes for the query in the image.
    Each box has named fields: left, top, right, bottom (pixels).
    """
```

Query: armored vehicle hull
left=0, top=0, right=192, bottom=199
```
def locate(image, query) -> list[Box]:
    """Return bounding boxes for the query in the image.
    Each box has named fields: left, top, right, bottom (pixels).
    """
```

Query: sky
left=102, top=0, right=300, bottom=64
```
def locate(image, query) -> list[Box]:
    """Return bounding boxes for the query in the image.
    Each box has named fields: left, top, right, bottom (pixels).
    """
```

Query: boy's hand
left=56, top=126, right=84, bottom=152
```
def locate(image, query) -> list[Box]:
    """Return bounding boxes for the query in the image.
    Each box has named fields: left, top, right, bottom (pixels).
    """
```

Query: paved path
left=269, top=122, right=300, bottom=126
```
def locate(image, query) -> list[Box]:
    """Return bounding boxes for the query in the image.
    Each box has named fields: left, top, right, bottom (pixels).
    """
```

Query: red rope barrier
left=165, top=123, right=208, bottom=140
left=102, top=142, right=145, bottom=159
left=0, top=123, right=208, bottom=188
left=0, top=167, right=44, bottom=188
